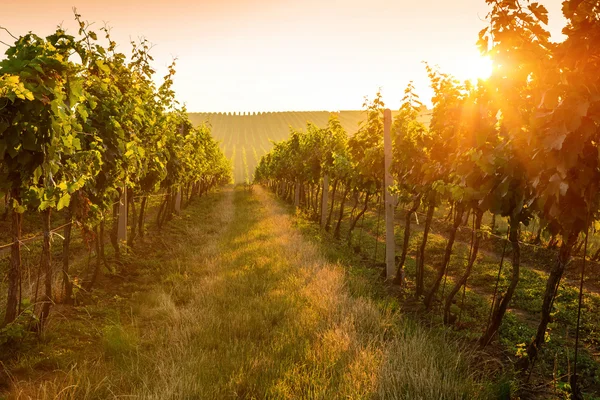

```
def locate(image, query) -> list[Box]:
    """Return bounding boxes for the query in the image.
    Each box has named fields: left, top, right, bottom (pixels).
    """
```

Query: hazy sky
left=2, top=0, right=566, bottom=112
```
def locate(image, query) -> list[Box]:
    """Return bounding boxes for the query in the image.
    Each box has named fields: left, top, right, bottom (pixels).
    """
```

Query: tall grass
left=7, top=186, right=491, bottom=399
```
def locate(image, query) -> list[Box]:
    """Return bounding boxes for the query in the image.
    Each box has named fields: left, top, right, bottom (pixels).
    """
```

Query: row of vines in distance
left=188, top=110, right=431, bottom=184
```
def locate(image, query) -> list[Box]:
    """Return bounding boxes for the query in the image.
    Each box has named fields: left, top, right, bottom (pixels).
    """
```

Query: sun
left=440, top=54, right=494, bottom=85
left=461, top=55, right=493, bottom=83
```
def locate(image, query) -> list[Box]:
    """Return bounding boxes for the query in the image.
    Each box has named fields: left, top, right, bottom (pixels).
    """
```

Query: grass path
left=7, top=186, right=489, bottom=399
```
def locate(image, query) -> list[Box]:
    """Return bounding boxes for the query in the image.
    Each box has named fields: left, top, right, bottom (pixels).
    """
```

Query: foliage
left=0, top=13, right=231, bottom=327
left=255, top=0, right=600, bottom=396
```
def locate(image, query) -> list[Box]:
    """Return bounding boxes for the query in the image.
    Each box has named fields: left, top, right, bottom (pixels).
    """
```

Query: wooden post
left=383, top=108, right=395, bottom=280
left=321, top=174, right=329, bottom=228
left=117, top=183, right=127, bottom=244
left=175, top=189, right=182, bottom=213
left=294, top=181, right=300, bottom=209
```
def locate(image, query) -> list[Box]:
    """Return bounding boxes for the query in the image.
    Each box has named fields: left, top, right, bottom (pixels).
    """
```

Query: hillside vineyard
left=189, top=110, right=431, bottom=184
left=2, top=1, right=600, bottom=399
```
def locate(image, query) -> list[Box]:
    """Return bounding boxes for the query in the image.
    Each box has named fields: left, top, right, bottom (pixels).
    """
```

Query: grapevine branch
left=0, top=26, right=17, bottom=40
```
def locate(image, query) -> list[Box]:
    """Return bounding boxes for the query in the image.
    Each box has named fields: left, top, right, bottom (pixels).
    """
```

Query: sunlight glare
left=462, top=56, right=493, bottom=83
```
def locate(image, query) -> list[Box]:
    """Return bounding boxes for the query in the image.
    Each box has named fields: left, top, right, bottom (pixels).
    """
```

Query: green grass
left=299, top=190, right=600, bottom=397
left=2, top=185, right=493, bottom=399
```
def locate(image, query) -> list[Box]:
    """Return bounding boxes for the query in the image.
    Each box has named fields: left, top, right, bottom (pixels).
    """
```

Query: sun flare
left=462, top=56, right=493, bottom=82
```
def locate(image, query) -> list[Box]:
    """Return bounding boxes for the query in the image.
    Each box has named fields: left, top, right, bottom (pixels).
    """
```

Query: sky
left=2, top=0, right=566, bottom=112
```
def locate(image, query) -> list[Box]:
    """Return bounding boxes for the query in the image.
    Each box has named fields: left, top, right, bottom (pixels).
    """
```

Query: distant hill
left=188, top=110, right=431, bottom=184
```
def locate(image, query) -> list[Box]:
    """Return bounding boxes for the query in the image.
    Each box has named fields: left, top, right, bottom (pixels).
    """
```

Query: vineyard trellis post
left=321, top=174, right=329, bottom=228
left=175, top=189, right=182, bottom=213
left=294, top=181, right=300, bottom=210
left=118, top=183, right=128, bottom=245
left=383, top=108, right=395, bottom=279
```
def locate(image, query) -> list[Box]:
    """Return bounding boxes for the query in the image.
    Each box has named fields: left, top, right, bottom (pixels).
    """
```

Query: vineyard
left=188, top=110, right=432, bottom=184
left=1, top=0, right=600, bottom=399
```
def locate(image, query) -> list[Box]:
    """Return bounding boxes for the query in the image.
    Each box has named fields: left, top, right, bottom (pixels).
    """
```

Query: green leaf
left=69, top=79, right=84, bottom=103
left=12, top=199, right=25, bottom=214
left=33, top=166, right=43, bottom=183
left=57, top=193, right=71, bottom=211
left=77, top=105, right=89, bottom=120
left=39, top=200, right=54, bottom=211
left=95, top=60, right=110, bottom=74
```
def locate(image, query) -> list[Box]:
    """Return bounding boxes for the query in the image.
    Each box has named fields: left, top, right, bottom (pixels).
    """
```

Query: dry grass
left=6, top=186, right=490, bottom=399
